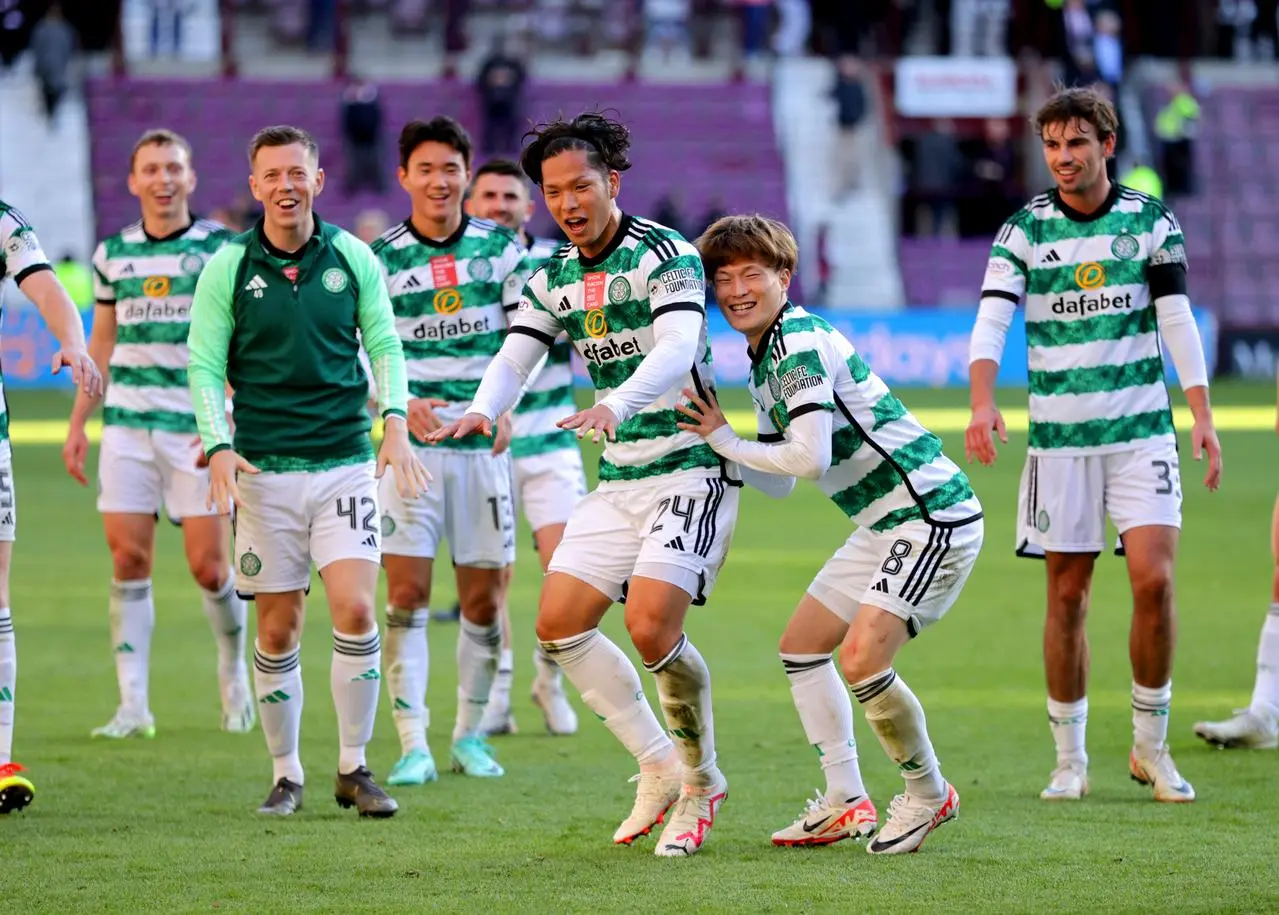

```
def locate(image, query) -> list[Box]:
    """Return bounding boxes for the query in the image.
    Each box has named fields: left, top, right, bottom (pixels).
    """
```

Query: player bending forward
left=0, top=200, right=103, bottom=813
left=64, top=129, right=253, bottom=740
left=1194, top=368, right=1279, bottom=750
left=432, top=112, right=739, bottom=857
left=188, top=126, right=427, bottom=817
left=966, top=86, right=1222, bottom=803
left=467, top=157, right=584, bottom=738
left=677, top=215, right=981, bottom=855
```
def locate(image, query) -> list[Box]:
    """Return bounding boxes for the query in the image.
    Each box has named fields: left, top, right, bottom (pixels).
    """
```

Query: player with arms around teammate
left=677, top=215, right=979, bottom=854
left=0, top=202, right=102, bottom=813
left=466, top=157, right=583, bottom=738
left=188, top=126, right=427, bottom=817
left=1194, top=366, right=1279, bottom=750
left=966, top=87, right=1222, bottom=803
left=372, top=118, right=526, bottom=785
left=433, top=113, right=740, bottom=857
left=62, top=129, right=253, bottom=740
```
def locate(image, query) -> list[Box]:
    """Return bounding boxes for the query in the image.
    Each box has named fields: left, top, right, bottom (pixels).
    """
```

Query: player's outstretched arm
left=63, top=303, right=119, bottom=486
left=966, top=357, right=1007, bottom=466
left=19, top=268, right=102, bottom=398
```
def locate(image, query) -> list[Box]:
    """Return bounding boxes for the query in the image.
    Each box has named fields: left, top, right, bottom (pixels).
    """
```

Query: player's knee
left=190, top=557, right=227, bottom=594
left=110, top=541, right=152, bottom=580
left=625, top=612, right=677, bottom=663
left=1131, top=564, right=1174, bottom=612
left=332, top=592, right=377, bottom=632
left=460, top=591, right=500, bottom=627
left=257, top=612, right=302, bottom=653
left=839, top=638, right=884, bottom=685
left=1048, top=572, right=1090, bottom=623
left=387, top=579, right=429, bottom=611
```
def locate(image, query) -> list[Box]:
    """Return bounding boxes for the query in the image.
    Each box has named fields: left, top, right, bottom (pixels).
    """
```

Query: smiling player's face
left=250, top=143, right=323, bottom=234
left=539, top=149, right=618, bottom=257
left=713, top=259, right=790, bottom=347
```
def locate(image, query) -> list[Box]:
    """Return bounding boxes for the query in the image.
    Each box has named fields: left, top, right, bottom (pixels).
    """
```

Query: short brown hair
left=130, top=128, right=192, bottom=171
left=398, top=116, right=472, bottom=171
left=1033, top=85, right=1119, bottom=145
left=247, top=125, right=319, bottom=166
left=694, top=214, right=798, bottom=276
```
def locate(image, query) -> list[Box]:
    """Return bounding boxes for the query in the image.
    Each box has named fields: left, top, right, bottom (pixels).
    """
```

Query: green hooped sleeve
left=187, top=243, right=241, bottom=456
left=337, top=231, right=408, bottom=419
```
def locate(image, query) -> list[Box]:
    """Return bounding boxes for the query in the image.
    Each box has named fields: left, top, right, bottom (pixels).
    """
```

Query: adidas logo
left=872, top=579, right=890, bottom=594
left=361, top=534, right=378, bottom=548
left=1042, top=249, right=1062, bottom=264
left=114, top=642, right=135, bottom=654
left=393, top=697, right=411, bottom=711
left=1, top=513, right=12, bottom=526
left=120, top=264, right=134, bottom=276
left=259, top=689, right=291, bottom=704
left=664, top=536, right=685, bottom=551
left=351, top=668, right=381, bottom=682
left=0, top=686, right=12, bottom=702
left=245, top=274, right=268, bottom=298
left=403, top=274, right=422, bottom=289
left=556, top=295, right=572, bottom=312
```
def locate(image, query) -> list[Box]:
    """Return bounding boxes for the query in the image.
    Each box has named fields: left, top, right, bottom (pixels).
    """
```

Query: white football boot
left=613, top=767, right=682, bottom=845
left=866, top=783, right=959, bottom=855
left=1193, top=709, right=1278, bottom=750
left=220, top=668, right=256, bottom=733
left=654, top=770, right=729, bottom=857
left=91, top=709, right=156, bottom=739
left=1129, top=747, right=1195, bottom=802
left=771, top=790, right=878, bottom=846
left=1040, top=761, right=1089, bottom=801
left=531, top=673, right=578, bottom=736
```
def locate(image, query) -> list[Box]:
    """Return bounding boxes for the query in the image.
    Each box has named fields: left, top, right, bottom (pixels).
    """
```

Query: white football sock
left=201, top=570, right=247, bottom=681
left=488, top=647, right=514, bottom=709
left=1047, top=697, right=1089, bottom=767
left=646, top=634, right=719, bottom=787
left=852, top=668, right=947, bottom=805
left=0, top=608, right=14, bottom=765
left=454, top=618, right=500, bottom=741
left=109, top=579, right=154, bottom=717
left=541, top=629, right=673, bottom=768
left=332, top=629, right=381, bottom=774
left=254, top=642, right=304, bottom=785
left=1249, top=603, right=1279, bottom=722
left=782, top=653, right=865, bottom=803
left=383, top=606, right=429, bottom=755
left=532, top=644, right=562, bottom=689
left=1132, top=680, right=1172, bottom=757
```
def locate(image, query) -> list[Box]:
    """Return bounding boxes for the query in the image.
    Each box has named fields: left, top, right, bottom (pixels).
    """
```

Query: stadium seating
left=85, top=77, right=787, bottom=244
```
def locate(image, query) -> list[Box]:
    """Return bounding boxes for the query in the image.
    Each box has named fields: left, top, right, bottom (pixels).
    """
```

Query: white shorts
left=512, top=450, right=588, bottom=534
left=548, top=475, right=740, bottom=605
left=234, top=461, right=381, bottom=595
left=807, top=517, right=984, bottom=637
left=1016, top=444, right=1182, bottom=557
left=380, top=448, right=516, bottom=568
left=0, top=441, right=15, bottom=542
left=96, top=425, right=216, bottom=521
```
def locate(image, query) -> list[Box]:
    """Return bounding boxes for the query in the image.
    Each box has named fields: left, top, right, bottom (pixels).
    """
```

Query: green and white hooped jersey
left=751, top=305, right=979, bottom=533
left=511, top=213, right=736, bottom=488
left=981, top=185, right=1189, bottom=456
left=511, top=234, right=578, bottom=460
left=0, top=200, right=54, bottom=444
left=372, top=216, right=527, bottom=449
left=93, top=218, right=232, bottom=434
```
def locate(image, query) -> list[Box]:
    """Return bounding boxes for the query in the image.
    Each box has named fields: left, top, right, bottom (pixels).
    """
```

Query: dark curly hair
left=519, top=111, right=632, bottom=186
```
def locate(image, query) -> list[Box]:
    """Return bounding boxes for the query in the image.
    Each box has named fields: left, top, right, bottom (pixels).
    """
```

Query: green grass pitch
left=3, top=384, right=1277, bottom=913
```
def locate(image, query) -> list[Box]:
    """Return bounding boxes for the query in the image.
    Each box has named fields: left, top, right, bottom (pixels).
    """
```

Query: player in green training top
left=466, top=157, right=584, bottom=739
left=0, top=201, right=102, bottom=814
left=432, top=112, right=740, bottom=857
left=187, top=125, right=427, bottom=818
left=62, top=129, right=253, bottom=742
left=370, top=118, right=527, bottom=786
left=965, top=87, right=1222, bottom=805
left=677, top=215, right=979, bottom=855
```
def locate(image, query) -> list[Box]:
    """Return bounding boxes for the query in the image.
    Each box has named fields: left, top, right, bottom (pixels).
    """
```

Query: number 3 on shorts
left=1151, top=459, right=1179, bottom=496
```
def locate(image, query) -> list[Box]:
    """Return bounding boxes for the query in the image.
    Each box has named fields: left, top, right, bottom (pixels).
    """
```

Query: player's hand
left=208, top=448, right=259, bottom=514
left=62, top=423, right=90, bottom=486
left=428, top=411, right=492, bottom=445
left=492, top=412, right=513, bottom=456
left=1192, top=417, right=1223, bottom=492
left=965, top=402, right=1007, bottom=466
left=192, top=412, right=233, bottom=469
left=53, top=347, right=103, bottom=398
left=377, top=415, right=431, bottom=499
left=406, top=397, right=449, bottom=441
left=558, top=403, right=619, bottom=444
left=674, top=386, right=728, bottom=438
